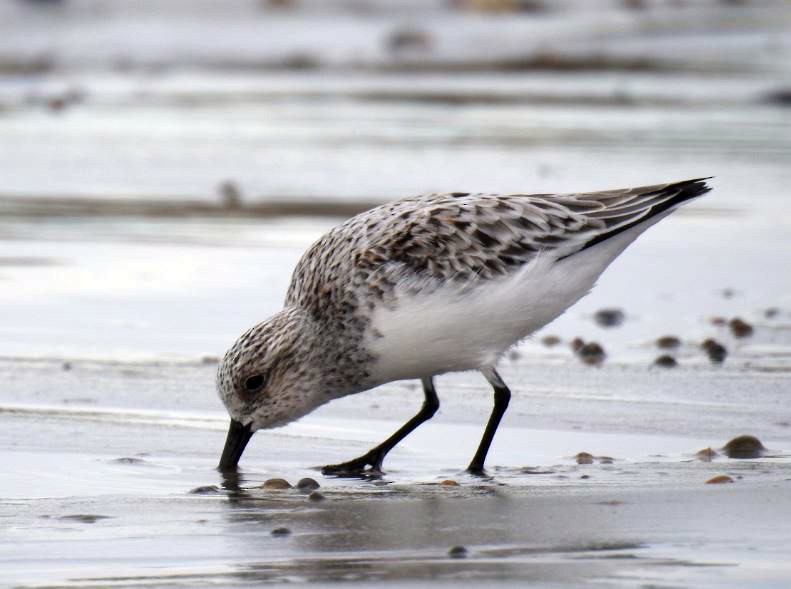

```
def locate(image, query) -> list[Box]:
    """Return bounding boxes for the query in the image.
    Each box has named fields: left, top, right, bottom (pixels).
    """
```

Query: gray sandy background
left=2, top=1, right=791, bottom=587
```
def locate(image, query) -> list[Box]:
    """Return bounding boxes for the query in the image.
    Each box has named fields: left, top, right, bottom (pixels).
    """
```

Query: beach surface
left=2, top=1, right=791, bottom=587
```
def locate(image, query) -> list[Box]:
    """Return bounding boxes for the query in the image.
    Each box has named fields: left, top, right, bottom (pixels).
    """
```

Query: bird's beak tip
left=218, top=419, right=254, bottom=471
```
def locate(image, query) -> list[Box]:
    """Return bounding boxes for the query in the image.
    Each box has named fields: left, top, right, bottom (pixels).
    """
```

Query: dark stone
left=654, top=355, right=677, bottom=368
left=448, top=545, right=468, bottom=559
left=593, top=308, right=625, bottom=328
left=271, top=527, right=291, bottom=537
left=296, top=477, right=320, bottom=491
left=723, top=435, right=766, bottom=459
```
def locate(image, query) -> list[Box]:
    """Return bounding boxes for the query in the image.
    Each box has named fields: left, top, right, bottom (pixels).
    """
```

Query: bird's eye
left=243, top=372, right=268, bottom=393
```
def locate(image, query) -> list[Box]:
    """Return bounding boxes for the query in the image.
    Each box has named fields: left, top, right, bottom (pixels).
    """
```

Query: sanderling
left=217, top=178, right=711, bottom=475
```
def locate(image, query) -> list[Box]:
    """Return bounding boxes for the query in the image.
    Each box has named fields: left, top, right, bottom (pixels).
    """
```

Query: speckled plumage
left=217, top=179, right=710, bottom=468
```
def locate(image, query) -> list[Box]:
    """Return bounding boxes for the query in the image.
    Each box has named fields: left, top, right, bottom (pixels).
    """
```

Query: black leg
left=467, top=368, right=511, bottom=475
left=322, top=377, right=440, bottom=476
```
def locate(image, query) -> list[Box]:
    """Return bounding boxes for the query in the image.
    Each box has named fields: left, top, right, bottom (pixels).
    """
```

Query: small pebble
left=570, top=337, right=585, bottom=353
left=271, top=527, right=291, bottom=537
left=721, top=288, right=735, bottom=299
left=593, top=308, right=625, bottom=328
left=580, top=474, right=590, bottom=479
left=62, top=361, right=72, bottom=371
left=576, top=452, right=594, bottom=465
left=541, top=335, right=561, bottom=347
left=706, top=475, right=734, bottom=484
left=695, top=447, right=719, bottom=462
left=654, top=354, right=677, bottom=368
left=58, top=514, right=111, bottom=524
left=448, top=545, right=468, bottom=559
left=578, top=342, right=606, bottom=365
left=723, top=435, right=766, bottom=459
left=262, top=478, right=292, bottom=490
left=296, top=477, right=320, bottom=491
left=764, top=307, right=780, bottom=319
left=729, top=318, right=754, bottom=338
left=508, top=349, right=521, bottom=361
left=701, top=339, right=727, bottom=364
left=656, top=335, right=681, bottom=350
left=598, top=456, right=614, bottom=464
left=189, top=485, right=221, bottom=495
left=218, top=180, right=242, bottom=209
left=440, top=479, right=460, bottom=486
left=308, top=491, right=326, bottom=502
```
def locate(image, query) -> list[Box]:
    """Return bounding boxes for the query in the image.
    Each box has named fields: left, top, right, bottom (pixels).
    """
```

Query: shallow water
left=3, top=1, right=791, bottom=587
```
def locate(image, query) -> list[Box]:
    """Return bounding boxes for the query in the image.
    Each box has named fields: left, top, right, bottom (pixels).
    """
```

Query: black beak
left=218, top=419, right=254, bottom=472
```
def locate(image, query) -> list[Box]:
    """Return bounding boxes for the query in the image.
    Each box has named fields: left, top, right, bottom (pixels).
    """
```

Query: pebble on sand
left=189, top=485, right=221, bottom=495
left=654, top=354, right=677, bottom=368
left=308, top=491, right=326, bottom=502
left=593, top=308, right=625, bottom=328
left=764, top=307, right=780, bottom=319
left=296, top=477, right=320, bottom=491
left=541, top=335, right=561, bottom=347
left=271, top=527, right=291, bottom=536
left=440, top=479, right=460, bottom=486
left=576, top=452, right=594, bottom=465
left=448, top=545, right=468, bottom=559
left=218, top=180, right=243, bottom=209
left=729, top=317, right=754, bottom=338
left=262, top=478, right=293, bottom=490
left=656, top=335, right=681, bottom=350
left=706, top=475, right=734, bottom=484
left=695, top=447, right=719, bottom=462
left=723, top=435, right=766, bottom=459
left=577, top=342, right=606, bottom=366
left=570, top=337, right=585, bottom=353
left=598, top=456, right=615, bottom=464
left=701, top=339, right=728, bottom=363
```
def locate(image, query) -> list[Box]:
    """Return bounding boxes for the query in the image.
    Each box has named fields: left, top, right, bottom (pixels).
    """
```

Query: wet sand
left=2, top=1, right=791, bottom=587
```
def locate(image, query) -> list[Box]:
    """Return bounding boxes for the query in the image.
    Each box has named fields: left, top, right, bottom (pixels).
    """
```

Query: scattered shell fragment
left=695, top=447, right=719, bottom=462
left=706, top=475, right=734, bottom=484
left=654, top=354, right=677, bottom=368
left=262, top=478, right=292, bottom=490
left=729, top=317, right=754, bottom=338
left=440, top=479, right=460, bottom=486
left=296, top=477, right=320, bottom=491
left=593, top=308, right=625, bottom=328
left=541, top=335, right=561, bottom=347
left=448, top=545, right=468, bottom=559
left=723, top=435, right=766, bottom=459
left=576, top=452, right=594, bottom=465
left=656, top=335, right=681, bottom=350
left=271, top=527, right=291, bottom=536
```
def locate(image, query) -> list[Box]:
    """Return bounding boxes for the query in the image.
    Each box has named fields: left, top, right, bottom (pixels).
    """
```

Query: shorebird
left=217, top=178, right=711, bottom=476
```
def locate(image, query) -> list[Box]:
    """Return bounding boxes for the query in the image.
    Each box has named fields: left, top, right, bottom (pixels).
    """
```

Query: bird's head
left=216, top=306, right=319, bottom=471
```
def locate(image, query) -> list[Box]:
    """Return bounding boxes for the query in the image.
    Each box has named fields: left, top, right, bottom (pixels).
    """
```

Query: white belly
left=365, top=254, right=593, bottom=383
left=364, top=215, right=658, bottom=385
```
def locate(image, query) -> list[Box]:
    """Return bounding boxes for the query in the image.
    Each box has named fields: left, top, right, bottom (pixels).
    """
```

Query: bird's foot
left=465, top=464, right=491, bottom=478
left=321, top=451, right=384, bottom=478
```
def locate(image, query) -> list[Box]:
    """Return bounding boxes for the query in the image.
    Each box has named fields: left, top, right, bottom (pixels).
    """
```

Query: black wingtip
left=574, top=177, right=713, bottom=255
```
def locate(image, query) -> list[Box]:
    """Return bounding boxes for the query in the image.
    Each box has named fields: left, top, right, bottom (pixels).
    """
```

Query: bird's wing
left=361, top=178, right=711, bottom=283
left=285, top=178, right=711, bottom=311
